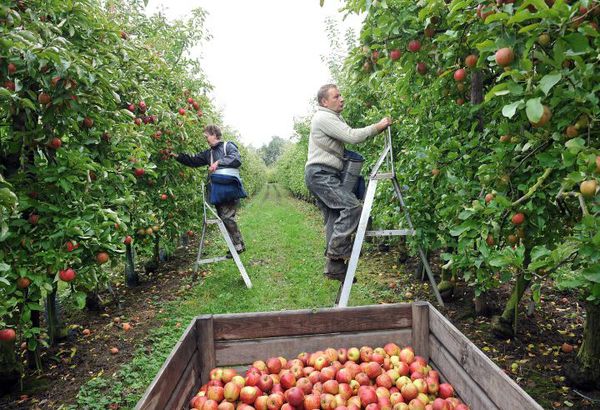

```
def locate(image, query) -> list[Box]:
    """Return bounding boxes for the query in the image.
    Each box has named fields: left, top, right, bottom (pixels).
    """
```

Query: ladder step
left=206, top=219, right=220, bottom=225
left=197, top=256, right=229, bottom=265
left=365, top=229, right=416, bottom=237
left=372, top=172, right=394, bottom=180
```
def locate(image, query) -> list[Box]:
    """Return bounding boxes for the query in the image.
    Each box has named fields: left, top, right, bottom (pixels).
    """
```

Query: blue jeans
left=305, top=164, right=362, bottom=259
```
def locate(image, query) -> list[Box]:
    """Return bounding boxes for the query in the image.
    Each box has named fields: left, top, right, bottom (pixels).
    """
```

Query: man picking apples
left=172, top=124, right=247, bottom=255
left=305, top=84, right=391, bottom=280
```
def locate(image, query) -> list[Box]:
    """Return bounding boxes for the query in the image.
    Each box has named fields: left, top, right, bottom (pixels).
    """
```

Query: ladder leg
left=193, top=219, right=208, bottom=277
left=334, top=282, right=343, bottom=305
left=216, top=221, right=253, bottom=289
left=336, top=179, right=379, bottom=307
left=418, top=247, right=445, bottom=307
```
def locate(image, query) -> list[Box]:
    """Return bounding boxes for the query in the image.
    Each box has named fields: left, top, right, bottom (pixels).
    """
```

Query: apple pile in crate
left=190, top=343, right=469, bottom=410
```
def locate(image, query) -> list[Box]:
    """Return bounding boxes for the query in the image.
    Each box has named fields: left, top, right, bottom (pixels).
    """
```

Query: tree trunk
left=471, top=69, right=484, bottom=131
left=125, top=242, right=138, bottom=287
left=27, top=310, right=41, bottom=370
left=474, top=291, right=491, bottom=316
left=566, top=302, right=600, bottom=389
left=0, top=339, right=19, bottom=395
left=46, top=288, right=67, bottom=345
left=491, top=273, right=531, bottom=339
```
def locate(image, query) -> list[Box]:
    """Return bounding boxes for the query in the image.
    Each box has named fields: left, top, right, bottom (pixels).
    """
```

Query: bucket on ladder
left=341, top=150, right=365, bottom=195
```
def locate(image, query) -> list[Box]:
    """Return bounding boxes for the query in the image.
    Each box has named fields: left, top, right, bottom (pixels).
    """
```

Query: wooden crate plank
left=429, top=337, right=499, bottom=410
left=429, top=307, right=542, bottom=410
left=411, top=301, right=430, bottom=360
left=214, top=329, right=412, bottom=367
left=212, top=304, right=412, bottom=340
left=135, top=321, right=198, bottom=410
left=197, top=315, right=216, bottom=384
left=164, top=351, right=201, bottom=410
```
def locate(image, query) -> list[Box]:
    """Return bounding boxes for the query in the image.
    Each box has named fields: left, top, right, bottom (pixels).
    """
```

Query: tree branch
left=511, top=168, right=552, bottom=207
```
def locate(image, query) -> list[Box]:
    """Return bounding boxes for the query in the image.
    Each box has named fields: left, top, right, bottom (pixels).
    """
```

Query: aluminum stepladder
left=193, top=183, right=252, bottom=288
left=335, top=128, right=444, bottom=307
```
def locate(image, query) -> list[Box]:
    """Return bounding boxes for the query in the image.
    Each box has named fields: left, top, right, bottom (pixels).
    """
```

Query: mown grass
left=74, top=184, right=386, bottom=409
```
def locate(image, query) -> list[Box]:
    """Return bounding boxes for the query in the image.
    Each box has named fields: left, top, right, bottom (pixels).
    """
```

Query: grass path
left=185, top=182, right=377, bottom=313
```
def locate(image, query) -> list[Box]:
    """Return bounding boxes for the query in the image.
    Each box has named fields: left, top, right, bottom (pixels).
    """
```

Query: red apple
left=255, top=396, right=268, bottom=410
left=399, top=348, right=414, bottom=364
left=389, top=392, right=404, bottom=406
left=207, top=385, right=225, bottom=402
left=266, top=357, right=282, bottom=374
left=407, top=40, right=421, bottom=52
left=279, top=371, right=296, bottom=389
left=296, top=377, right=313, bottom=394
left=355, top=372, right=370, bottom=386
left=179, top=108, right=186, bottom=116
left=322, top=393, right=338, bottom=410
left=285, top=387, right=305, bottom=407
left=336, top=368, right=353, bottom=384
left=59, top=267, right=76, bottom=282
left=240, top=386, right=259, bottom=405
left=408, top=398, right=425, bottom=410
left=438, top=383, right=454, bottom=399
left=495, top=47, right=514, bottom=67
left=376, top=373, right=393, bottom=389
left=267, top=393, right=284, bottom=410
left=400, top=383, right=418, bottom=401
left=245, top=371, right=261, bottom=387
left=390, top=49, right=401, bottom=61
left=303, top=393, right=320, bottom=410
left=219, top=402, right=236, bottom=410
left=432, top=398, right=451, bottom=410
left=384, top=343, right=401, bottom=357
left=190, top=395, right=207, bottom=409
left=257, top=374, right=273, bottom=393
left=204, top=399, right=219, bottom=410
left=511, top=212, right=525, bottom=225
left=95, top=251, right=109, bottom=265
left=465, top=54, right=478, bottom=68
left=0, top=328, right=16, bottom=342
left=453, top=68, right=466, bottom=82
left=416, top=62, right=427, bottom=75
left=358, top=386, right=378, bottom=407
left=323, top=379, right=340, bottom=395
left=320, top=366, right=336, bottom=382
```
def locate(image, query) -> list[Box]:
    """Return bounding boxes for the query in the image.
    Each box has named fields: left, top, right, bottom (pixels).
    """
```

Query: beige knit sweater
left=306, top=106, right=378, bottom=171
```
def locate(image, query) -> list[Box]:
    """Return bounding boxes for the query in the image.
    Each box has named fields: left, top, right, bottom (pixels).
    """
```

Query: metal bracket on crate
left=335, top=128, right=444, bottom=307
left=193, top=183, right=252, bottom=289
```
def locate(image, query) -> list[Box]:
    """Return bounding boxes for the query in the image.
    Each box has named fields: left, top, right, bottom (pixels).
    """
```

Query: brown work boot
left=323, top=258, right=357, bottom=283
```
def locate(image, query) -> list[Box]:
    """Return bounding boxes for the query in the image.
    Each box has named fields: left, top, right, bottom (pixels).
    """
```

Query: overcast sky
left=145, top=0, right=362, bottom=148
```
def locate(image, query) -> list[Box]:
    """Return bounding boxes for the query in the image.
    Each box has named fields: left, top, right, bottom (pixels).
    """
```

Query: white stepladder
left=335, top=128, right=444, bottom=307
left=193, top=183, right=252, bottom=288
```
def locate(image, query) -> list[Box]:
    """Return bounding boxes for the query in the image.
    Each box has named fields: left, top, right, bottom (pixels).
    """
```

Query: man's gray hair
left=317, top=84, right=338, bottom=106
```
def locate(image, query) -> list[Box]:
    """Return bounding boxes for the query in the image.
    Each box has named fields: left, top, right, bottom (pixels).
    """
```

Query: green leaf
left=531, top=245, right=550, bottom=261
left=564, top=33, right=590, bottom=54
left=538, top=72, right=561, bottom=95
left=583, top=265, right=600, bottom=284
left=565, top=137, right=585, bottom=155
left=502, top=100, right=524, bottom=118
left=484, top=83, right=508, bottom=102
left=525, top=97, right=543, bottom=122
left=450, top=221, right=475, bottom=236
left=485, top=12, right=509, bottom=23
left=508, top=10, right=535, bottom=25
left=73, top=291, right=87, bottom=310
left=0, top=262, right=10, bottom=272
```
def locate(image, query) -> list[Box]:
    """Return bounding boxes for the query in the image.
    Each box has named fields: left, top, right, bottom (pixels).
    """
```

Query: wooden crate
left=136, top=302, right=542, bottom=410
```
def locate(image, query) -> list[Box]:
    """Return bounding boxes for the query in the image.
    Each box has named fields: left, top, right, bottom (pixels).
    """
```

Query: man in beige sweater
left=305, top=84, right=391, bottom=280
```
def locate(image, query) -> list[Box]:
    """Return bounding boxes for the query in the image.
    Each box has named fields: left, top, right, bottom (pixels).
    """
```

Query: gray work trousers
left=216, top=200, right=245, bottom=251
left=305, top=164, right=362, bottom=259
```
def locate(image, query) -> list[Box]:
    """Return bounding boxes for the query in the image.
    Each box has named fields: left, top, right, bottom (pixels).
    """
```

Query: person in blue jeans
left=305, top=84, right=391, bottom=280
left=173, top=124, right=246, bottom=254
